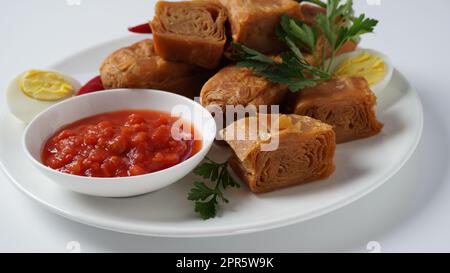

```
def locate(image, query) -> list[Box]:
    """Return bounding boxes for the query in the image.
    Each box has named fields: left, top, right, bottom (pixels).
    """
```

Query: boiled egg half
left=330, top=48, right=394, bottom=94
left=7, top=70, right=81, bottom=123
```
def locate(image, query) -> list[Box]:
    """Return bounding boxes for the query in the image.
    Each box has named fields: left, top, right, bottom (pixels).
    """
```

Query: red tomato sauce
left=42, top=110, right=202, bottom=178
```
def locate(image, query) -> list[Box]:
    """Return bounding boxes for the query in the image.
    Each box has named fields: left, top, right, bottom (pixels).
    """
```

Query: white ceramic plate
left=0, top=36, right=423, bottom=237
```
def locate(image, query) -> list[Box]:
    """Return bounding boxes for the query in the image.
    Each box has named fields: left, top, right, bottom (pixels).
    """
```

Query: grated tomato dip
left=42, top=109, right=201, bottom=177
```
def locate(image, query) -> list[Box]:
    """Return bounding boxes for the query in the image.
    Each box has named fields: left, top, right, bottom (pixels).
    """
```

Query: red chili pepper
left=128, top=23, right=152, bottom=34
left=77, top=75, right=105, bottom=96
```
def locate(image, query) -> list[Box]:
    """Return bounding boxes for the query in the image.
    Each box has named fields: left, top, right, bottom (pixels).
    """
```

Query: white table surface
left=1, top=0, right=449, bottom=253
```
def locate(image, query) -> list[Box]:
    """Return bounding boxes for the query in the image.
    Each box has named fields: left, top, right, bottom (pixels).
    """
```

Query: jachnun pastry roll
left=219, top=0, right=303, bottom=54
left=151, top=1, right=227, bottom=69
left=222, top=114, right=336, bottom=193
left=200, top=65, right=288, bottom=112
left=288, top=76, right=383, bottom=143
left=100, top=39, right=211, bottom=98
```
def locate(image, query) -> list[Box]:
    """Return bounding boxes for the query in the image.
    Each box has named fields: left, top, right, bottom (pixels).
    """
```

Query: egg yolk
left=20, top=70, right=73, bottom=101
left=334, top=52, right=386, bottom=87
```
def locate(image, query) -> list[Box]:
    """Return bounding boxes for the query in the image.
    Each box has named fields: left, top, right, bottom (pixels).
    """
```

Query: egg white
left=329, top=48, right=394, bottom=94
left=6, top=71, right=81, bottom=123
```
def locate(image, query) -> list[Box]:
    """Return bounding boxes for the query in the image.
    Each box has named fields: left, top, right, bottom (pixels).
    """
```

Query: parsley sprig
left=233, top=43, right=330, bottom=92
left=234, top=0, right=378, bottom=91
left=279, top=0, right=378, bottom=73
left=188, top=157, right=240, bottom=220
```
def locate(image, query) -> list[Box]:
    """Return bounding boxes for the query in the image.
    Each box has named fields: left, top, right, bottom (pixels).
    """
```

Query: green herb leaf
left=188, top=158, right=240, bottom=220
left=316, top=12, right=337, bottom=50
left=221, top=170, right=241, bottom=189
left=195, top=198, right=217, bottom=220
left=188, top=182, right=216, bottom=201
left=232, top=43, right=276, bottom=65
left=278, top=15, right=318, bottom=53
left=335, top=14, right=378, bottom=50
left=234, top=43, right=330, bottom=92
left=193, top=163, right=216, bottom=179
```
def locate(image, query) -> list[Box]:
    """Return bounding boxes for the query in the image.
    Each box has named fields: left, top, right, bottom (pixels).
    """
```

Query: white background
left=1, top=0, right=449, bottom=252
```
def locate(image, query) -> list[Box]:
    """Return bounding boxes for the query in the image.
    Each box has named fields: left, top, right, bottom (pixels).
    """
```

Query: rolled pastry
left=151, top=1, right=227, bottom=69
left=223, top=114, right=336, bottom=193
left=100, top=39, right=211, bottom=98
left=219, top=0, right=303, bottom=54
left=288, top=76, right=383, bottom=143
left=200, top=65, right=288, bottom=111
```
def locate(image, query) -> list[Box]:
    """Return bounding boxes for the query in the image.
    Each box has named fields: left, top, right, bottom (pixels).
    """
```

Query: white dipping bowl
left=23, top=89, right=216, bottom=197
